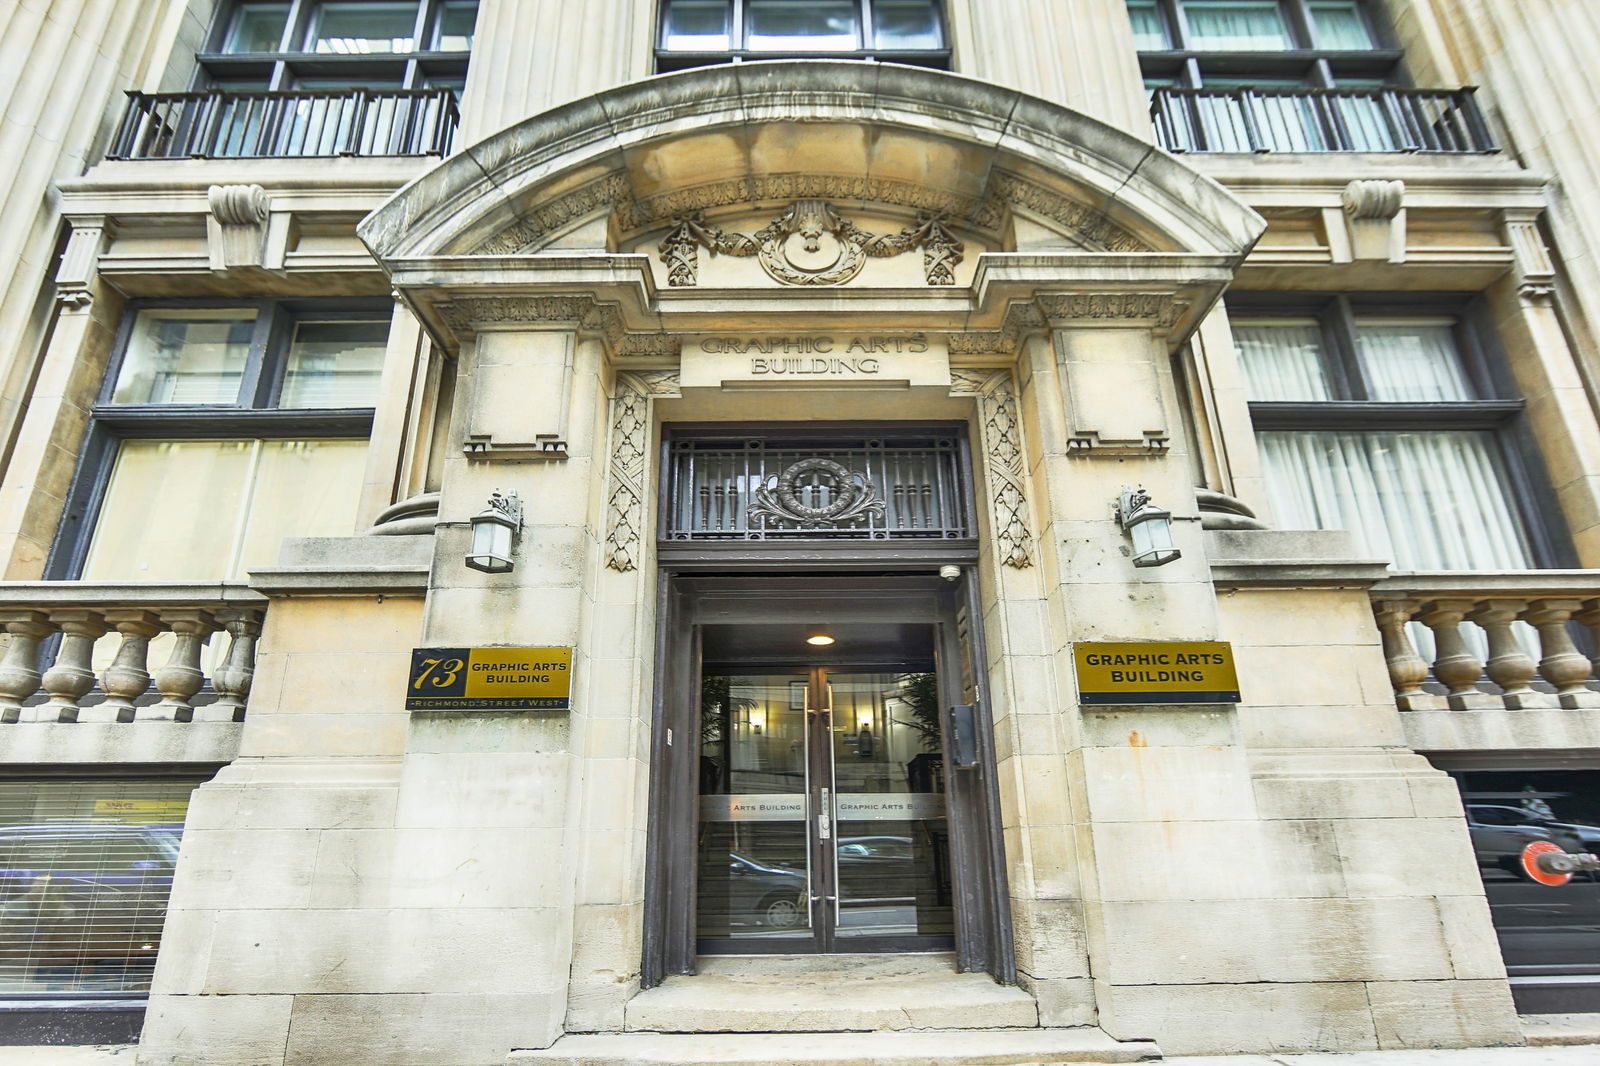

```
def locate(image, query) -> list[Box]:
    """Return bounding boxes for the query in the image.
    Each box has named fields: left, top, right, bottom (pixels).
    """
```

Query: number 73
left=413, top=658, right=464, bottom=689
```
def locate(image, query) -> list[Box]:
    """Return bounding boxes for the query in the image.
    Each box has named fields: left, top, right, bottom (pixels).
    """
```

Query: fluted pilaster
left=950, top=0, right=1151, bottom=133
left=456, top=0, right=649, bottom=143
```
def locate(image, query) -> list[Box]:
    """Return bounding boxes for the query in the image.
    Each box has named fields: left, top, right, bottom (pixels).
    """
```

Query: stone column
left=0, top=223, right=124, bottom=577
left=1012, top=291, right=1520, bottom=1052
left=394, top=299, right=612, bottom=1054
left=0, top=0, right=189, bottom=481
left=1482, top=224, right=1600, bottom=565
left=1402, top=0, right=1600, bottom=435
left=947, top=0, right=1151, bottom=133
left=355, top=302, right=428, bottom=528
left=456, top=0, right=650, bottom=144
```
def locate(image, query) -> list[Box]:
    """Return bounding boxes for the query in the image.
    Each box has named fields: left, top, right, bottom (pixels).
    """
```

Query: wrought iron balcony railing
left=108, top=88, right=459, bottom=161
left=1151, top=86, right=1497, bottom=154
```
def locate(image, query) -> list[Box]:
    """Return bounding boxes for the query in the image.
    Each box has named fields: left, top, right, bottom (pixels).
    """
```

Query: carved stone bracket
left=206, top=184, right=272, bottom=272
left=1504, top=211, right=1558, bottom=307
left=1066, top=431, right=1170, bottom=458
left=1341, top=179, right=1405, bottom=221
left=462, top=433, right=568, bottom=462
left=948, top=301, right=1051, bottom=357
left=658, top=199, right=964, bottom=286
left=950, top=369, right=1034, bottom=569
left=605, top=370, right=682, bottom=572
left=56, top=216, right=109, bottom=310
left=435, top=295, right=679, bottom=358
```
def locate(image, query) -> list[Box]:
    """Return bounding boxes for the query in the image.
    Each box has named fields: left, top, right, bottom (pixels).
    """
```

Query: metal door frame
left=641, top=573, right=1015, bottom=984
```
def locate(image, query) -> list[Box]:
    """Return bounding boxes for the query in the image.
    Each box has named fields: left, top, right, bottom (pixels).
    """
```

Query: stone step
left=622, top=954, right=1039, bottom=1033
left=510, top=1028, right=1161, bottom=1066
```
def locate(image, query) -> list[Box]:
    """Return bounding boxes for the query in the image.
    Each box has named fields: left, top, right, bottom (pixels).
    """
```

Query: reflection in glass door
left=696, top=664, right=953, bottom=953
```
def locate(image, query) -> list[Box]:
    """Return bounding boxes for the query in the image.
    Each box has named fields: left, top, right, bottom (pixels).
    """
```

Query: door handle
left=818, top=786, right=832, bottom=840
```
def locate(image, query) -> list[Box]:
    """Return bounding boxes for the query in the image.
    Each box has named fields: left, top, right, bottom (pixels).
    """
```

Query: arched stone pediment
left=359, top=61, right=1263, bottom=279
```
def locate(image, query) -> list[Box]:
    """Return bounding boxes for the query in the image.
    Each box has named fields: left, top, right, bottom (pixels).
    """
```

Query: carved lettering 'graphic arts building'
left=0, top=2, right=1599, bottom=1063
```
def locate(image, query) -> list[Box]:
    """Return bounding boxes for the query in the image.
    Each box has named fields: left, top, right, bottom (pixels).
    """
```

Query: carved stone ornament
left=949, top=369, right=1034, bottom=569
left=604, top=371, right=682, bottom=572
left=1341, top=179, right=1405, bottom=221
left=658, top=200, right=964, bottom=287
left=748, top=458, right=887, bottom=529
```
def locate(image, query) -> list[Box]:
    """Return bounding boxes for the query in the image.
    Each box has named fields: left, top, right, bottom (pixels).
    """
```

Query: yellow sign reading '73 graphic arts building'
left=406, top=647, right=573, bottom=710
left=1073, top=642, right=1240, bottom=705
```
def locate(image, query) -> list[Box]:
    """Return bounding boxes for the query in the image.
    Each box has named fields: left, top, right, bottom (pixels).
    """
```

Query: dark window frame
left=654, top=0, right=951, bottom=73
left=197, top=0, right=476, bottom=91
left=1132, top=0, right=1404, bottom=89
left=1227, top=292, right=1574, bottom=570
left=45, top=297, right=386, bottom=580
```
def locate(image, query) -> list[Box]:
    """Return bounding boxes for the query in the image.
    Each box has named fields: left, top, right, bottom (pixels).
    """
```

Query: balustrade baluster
left=1419, top=599, right=1485, bottom=709
left=1468, top=599, right=1541, bottom=708
left=1575, top=599, right=1600, bottom=683
left=37, top=610, right=108, bottom=723
left=88, top=611, right=164, bottom=723
left=203, top=609, right=262, bottom=722
left=149, top=610, right=218, bottom=722
left=0, top=611, right=54, bottom=724
left=1523, top=599, right=1597, bottom=708
left=1373, top=599, right=1429, bottom=709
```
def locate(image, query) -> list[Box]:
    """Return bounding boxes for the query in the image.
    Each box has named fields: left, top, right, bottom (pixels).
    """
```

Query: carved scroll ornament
left=659, top=199, right=963, bottom=287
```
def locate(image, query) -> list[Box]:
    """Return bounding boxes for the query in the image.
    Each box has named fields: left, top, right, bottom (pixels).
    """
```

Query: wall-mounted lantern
left=1115, top=485, right=1181, bottom=568
left=465, top=490, right=523, bottom=573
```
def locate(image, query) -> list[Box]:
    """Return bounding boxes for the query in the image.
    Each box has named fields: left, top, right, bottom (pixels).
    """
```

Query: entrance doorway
left=644, top=575, right=1013, bottom=983
left=696, top=627, right=954, bottom=953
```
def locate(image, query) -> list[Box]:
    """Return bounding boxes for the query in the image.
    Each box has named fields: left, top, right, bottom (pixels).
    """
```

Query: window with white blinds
left=0, top=779, right=199, bottom=995
left=1228, top=299, right=1553, bottom=571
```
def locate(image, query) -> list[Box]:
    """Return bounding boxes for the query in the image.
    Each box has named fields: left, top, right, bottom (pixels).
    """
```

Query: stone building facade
left=0, top=2, right=1598, bottom=1064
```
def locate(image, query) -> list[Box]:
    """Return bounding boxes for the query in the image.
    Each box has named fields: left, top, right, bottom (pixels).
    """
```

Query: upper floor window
left=1228, top=296, right=1562, bottom=571
left=1130, top=0, right=1399, bottom=88
left=50, top=301, right=388, bottom=582
left=200, top=0, right=477, bottom=90
left=656, top=0, right=949, bottom=72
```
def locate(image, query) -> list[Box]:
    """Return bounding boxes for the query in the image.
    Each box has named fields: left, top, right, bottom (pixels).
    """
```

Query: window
left=1131, top=0, right=1396, bottom=86
left=1228, top=296, right=1560, bottom=571
left=0, top=778, right=204, bottom=996
left=200, top=0, right=476, bottom=90
left=1129, top=1, right=1490, bottom=153
left=49, top=302, right=388, bottom=582
left=1452, top=769, right=1600, bottom=988
left=656, top=0, right=949, bottom=72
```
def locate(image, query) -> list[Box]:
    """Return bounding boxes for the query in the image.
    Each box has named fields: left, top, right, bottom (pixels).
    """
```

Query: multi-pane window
left=1228, top=297, right=1558, bottom=571
left=1130, top=0, right=1395, bottom=85
left=50, top=302, right=389, bottom=582
left=201, top=0, right=477, bottom=91
left=656, top=0, right=949, bottom=72
left=1128, top=0, right=1483, bottom=152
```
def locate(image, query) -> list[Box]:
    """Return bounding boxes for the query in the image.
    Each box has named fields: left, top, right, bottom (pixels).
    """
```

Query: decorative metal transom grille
left=664, top=433, right=971, bottom=541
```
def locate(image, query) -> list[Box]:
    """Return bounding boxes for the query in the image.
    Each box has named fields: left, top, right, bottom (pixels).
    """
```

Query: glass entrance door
left=696, top=663, right=954, bottom=953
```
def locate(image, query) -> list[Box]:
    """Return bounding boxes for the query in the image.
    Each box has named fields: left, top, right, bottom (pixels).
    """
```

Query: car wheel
left=761, top=892, right=804, bottom=928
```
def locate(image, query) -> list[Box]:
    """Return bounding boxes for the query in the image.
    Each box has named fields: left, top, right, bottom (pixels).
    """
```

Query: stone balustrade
left=1370, top=572, right=1600, bottom=711
left=0, top=584, right=266, bottom=724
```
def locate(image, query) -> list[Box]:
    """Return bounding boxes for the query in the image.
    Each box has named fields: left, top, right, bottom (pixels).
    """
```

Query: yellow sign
left=406, top=647, right=573, bottom=710
left=92, top=799, right=190, bottom=823
left=1074, top=642, right=1240, bottom=705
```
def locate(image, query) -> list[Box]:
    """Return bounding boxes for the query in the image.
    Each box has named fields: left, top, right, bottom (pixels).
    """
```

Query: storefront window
left=0, top=779, right=202, bottom=995
left=1453, top=770, right=1600, bottom=981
